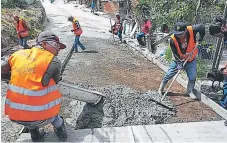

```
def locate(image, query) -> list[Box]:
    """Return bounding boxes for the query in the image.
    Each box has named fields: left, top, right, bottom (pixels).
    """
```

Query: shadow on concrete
left=79, top=50, right=99, bottom=53
left=175, top=100, right=196, bottom=107
left=76, top=97, right=105, bottom=129
left=74, top=97, right=114, bottom=142
left=166, top=92, right=185, bottom=96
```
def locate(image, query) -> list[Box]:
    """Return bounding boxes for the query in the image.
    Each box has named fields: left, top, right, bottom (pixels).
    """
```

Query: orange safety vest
left=73, top=17, right=83, bottom=36
left=15, top=19, right=29, bottom=38
left=5, top=47, right=62, bottom=121
left=170, top=26, right=198, bottom=62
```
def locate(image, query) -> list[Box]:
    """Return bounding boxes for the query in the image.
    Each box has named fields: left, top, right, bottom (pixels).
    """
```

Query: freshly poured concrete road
left=16, top=120, right=227, bottom=142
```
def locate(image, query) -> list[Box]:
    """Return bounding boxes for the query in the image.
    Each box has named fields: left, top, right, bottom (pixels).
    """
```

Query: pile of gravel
left=61, top=82, right=176, bottom=129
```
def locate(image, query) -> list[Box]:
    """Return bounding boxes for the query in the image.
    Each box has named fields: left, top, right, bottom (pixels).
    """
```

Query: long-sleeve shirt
left=1, top=47, right=61, bottom=86
left=170, top=24, right=205, bottom=62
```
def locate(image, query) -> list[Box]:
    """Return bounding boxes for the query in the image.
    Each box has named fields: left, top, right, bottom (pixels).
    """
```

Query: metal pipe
left=58, top=81, right=104, bottom=106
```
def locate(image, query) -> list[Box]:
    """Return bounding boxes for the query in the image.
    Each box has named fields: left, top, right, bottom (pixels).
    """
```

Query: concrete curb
left=124, top=38, right=227, bottom=120
left=16, top=120, right=227, bottom=142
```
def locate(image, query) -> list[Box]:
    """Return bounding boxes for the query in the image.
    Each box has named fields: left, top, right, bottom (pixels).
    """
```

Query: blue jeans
left=136, top=32, right=145, bottom=46
left=118, top=30, right=122, bottom=41
left=221, top=77, right=227, bottom=109
left=13, top=114, right=63, bottom=130
left=73, top=36, right=85, bottom=52
left=136, top=32, right=145, bottom=39
left=162, top=59, right=197, bottom=86
left=19, top=37, right=29, bottom=49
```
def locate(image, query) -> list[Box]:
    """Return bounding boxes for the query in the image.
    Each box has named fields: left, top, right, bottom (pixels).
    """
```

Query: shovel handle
left=160, top=44, right=198, bottom=102
left=161, top=69, right=181, bottom=102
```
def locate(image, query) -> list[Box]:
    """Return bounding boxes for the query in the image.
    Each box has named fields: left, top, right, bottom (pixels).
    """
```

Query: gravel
left=60, top=82, right=176, bottom=129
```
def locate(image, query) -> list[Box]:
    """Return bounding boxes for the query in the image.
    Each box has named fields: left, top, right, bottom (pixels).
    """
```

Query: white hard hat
left=115, top=13, right=120, bottom=16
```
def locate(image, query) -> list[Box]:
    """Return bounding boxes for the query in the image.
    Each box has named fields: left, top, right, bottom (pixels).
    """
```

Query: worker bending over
left=1, top=31, right=67, bottom=142
left=111, top=13, right=123, bottom=43
left=136, top=17, right=152, bottom=46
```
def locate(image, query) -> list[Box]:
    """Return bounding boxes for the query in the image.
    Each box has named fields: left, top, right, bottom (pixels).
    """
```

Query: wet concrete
left=60, top=82, right=175, bottom=129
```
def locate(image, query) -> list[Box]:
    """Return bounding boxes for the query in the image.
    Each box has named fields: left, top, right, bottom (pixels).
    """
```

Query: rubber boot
left=158, top=81, right=166, bottom=95
left=186, top=81, right=197, bottom=100
left=29, top=127, right=45, bottom=142
left=54, top=117, right=67, bottom=141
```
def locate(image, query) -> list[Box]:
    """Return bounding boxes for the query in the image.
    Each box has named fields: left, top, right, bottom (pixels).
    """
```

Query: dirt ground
left=1, top=0, right=222, bottom=142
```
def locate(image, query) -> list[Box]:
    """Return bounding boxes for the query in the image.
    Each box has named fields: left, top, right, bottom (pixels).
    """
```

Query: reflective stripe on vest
left=8, top=84, right=58, bottom=96
left=15, top=19, right=29, bottom=38
left=170, top=26, right=198, bottom=62
left=5, top=98, right=61, bottom=111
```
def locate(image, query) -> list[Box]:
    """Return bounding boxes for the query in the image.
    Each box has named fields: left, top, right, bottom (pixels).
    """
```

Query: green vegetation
left=135, top=0, right=225, bottom=34
left=1, top=1, right=45, bottom=50
left=1, top=0, right=28, bottom=8
left=196, top=58, right=209, bottom=79
left=165, top=46, right=172, bottom=64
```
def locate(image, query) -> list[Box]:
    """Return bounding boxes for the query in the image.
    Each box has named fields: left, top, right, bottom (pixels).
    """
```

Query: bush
left=196, top=58, right=209, bottom=79
left=165, top=46, right=172, bottom=63
left=1, top=0, right=28, bottom=9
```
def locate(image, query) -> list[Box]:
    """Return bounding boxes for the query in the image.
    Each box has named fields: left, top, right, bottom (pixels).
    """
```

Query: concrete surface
left=16, top=120, right=227, bottom=142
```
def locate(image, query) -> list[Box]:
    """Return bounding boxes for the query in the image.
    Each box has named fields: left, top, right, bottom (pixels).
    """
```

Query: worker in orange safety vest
left=158, top=22, right=205, bottom=100
left=1, top=31, right=67, bottom=142
left=14, top=15, right=30, bottom=49
left=68, top=16, right=86, bottom=52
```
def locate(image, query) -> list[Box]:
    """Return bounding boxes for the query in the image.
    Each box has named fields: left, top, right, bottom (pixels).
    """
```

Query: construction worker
left=112, top=13, right=123, bottom=43
left=68, top=16, right=86, bottom=52
left=136, top=18, right=152, bottom=46
left=91, top=0, right=95, bottom=13
left=161, top=23, right=169, bottom=33
left=14, top=15, right=30, bottom=49
left=209, top=16, right=227, bottom=126
left=1, top=31, right=67, bottom=142
left=158, top=22, right=205, bottom=99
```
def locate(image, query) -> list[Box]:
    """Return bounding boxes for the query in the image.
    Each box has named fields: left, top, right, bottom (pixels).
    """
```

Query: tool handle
left=161, top=69, right=181, bottom=102
left=160, top=43, right=198, bottom=102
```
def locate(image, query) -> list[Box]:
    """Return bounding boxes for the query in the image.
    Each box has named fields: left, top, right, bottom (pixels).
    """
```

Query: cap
left=115, top=13, right=120, bottom=17
left=13, top=15, right=19, bottom=19
left=36, top=31, right=66, bottom=49
left=173, top=22, right=188, bottom=35
left=68, top=16, right=73, bottom=21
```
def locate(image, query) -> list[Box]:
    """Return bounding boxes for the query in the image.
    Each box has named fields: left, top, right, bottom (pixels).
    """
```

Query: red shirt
left=142, top=20, right=152, bottom=34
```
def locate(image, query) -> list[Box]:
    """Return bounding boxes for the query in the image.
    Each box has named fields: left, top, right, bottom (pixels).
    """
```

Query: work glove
left=177, top=62, right=183, bottom=70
